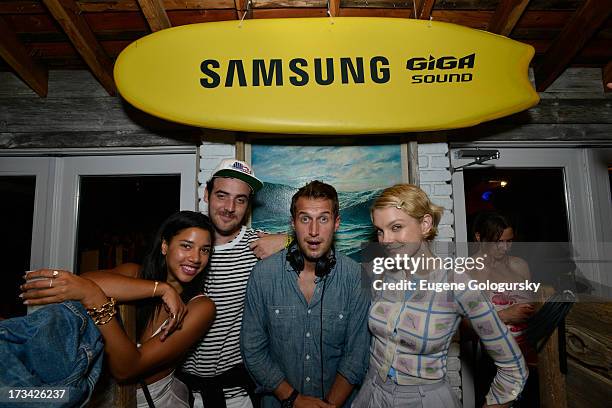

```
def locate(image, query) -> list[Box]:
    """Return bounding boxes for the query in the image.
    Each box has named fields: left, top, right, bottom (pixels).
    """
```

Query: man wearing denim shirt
left=241, top=181, right=370, bottom=408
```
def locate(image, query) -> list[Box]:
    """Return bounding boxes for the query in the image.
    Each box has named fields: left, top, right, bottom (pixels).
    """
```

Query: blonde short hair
left=371, top=184, right=444, bottom=240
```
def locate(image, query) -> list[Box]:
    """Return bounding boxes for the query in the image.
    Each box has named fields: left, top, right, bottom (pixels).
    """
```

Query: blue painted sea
left=252, top=182, right=383, bottom=260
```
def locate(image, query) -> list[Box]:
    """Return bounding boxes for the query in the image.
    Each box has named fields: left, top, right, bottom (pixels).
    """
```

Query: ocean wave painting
left=251, top=145, right=403, bottom=260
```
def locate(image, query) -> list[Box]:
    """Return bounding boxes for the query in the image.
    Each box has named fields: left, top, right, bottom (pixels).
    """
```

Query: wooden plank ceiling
left=0, top=0, right=610, bottom=96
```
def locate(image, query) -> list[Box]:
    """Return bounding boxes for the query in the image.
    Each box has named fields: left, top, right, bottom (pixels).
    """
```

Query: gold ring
left=49, top=279, right=53, bottom=288
left=52, top=270, right=59, bottom=277
left=171, top=313, right=176, bottom=320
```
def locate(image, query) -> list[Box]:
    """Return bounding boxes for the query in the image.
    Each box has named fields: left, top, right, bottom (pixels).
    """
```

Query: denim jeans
left=0, top=301, right=104, bottom=407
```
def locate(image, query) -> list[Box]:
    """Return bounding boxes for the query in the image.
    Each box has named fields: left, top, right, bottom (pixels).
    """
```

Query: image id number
left=0, top=387, right=69, bottom=402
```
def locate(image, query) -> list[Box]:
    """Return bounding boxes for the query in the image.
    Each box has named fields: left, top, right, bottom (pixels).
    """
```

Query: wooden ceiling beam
left=0, top=2, right=46, bottom=13
left=77, top=1, right=234, bottom=13
left=136, top=0, right=171, bottom=32
left=329, top=0, right=340, bottom=17
left=604, top=62, right=612, bottom=93
left=41, top=0, right=115, bottom=95
left=487, top=0, right=530, bottom=36
left=253, top=0, right=325, bottom=6
left=0, top=17, right=48, bottom=96
left=414, top=0, right=435, bottom=20
left=251, top=7, right=327, bottom=19
left=534, top=0, right=612, bottom=92
left=10, top=9, right=582, bottom=33
left=234, top=0, right=247, bottom=20
left=339, top=8, right=412, bottom=18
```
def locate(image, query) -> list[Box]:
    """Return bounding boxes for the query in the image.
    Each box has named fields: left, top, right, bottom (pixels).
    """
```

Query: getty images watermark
left=354, top=242, right=612, bottom=302
left=359, top=241, right=612, bottom=302
left=370, top=252, right=541, bottom=293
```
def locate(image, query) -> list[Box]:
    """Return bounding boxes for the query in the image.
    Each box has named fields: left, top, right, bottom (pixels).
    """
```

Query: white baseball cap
left=211, top=159, right=263, bottom=192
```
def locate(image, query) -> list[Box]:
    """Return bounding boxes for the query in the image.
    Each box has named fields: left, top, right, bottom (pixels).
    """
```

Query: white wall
left=418, top=143, right=455, bottom=242
left=198, top=140, right=236, bottom=213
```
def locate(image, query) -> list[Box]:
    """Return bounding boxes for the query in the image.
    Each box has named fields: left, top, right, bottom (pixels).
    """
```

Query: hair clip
left=395, top=201, right=404, bottom=209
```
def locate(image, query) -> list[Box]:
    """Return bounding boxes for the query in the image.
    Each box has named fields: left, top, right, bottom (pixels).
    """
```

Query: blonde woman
left=353, top=184, right=527, bottom=408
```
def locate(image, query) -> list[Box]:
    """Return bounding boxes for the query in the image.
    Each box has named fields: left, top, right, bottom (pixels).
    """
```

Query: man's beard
left=211, top=210, right=245, bottom=236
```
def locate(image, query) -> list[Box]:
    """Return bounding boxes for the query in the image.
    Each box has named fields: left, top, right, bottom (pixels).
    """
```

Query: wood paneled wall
left=0, top=70, right=203, bottom=149
left=0, top=67, right=610, bottom=150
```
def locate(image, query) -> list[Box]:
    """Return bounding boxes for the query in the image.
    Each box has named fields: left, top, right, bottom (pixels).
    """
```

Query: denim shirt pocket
left=269, top=306, right=296, bottom=342
left=322, top=309, right=348, bottom=350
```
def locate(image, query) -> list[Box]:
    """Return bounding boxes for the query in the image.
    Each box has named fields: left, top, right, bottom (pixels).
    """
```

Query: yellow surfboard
left=114, top=18, right=539, bottom=134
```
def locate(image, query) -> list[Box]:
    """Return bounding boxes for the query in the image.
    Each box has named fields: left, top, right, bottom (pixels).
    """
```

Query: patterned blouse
left=368, top=268, right=528, bottom=406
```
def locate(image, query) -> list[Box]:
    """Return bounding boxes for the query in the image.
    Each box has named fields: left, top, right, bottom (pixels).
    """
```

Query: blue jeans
left=0, top=301, right=104, bottom=407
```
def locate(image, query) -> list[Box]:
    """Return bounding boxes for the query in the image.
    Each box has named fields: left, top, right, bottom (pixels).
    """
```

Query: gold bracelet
left=285, top=235, right=293, bottom=248
left=86, top=297, right=115, bottom=316
left=94, top=309, right=117, bottom=326
left=86, top=297, right=117, bottom=326
left=152, top=281, right=159, bottom=297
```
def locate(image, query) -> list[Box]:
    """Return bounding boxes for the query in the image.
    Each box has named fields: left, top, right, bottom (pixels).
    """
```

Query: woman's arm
left=25, top=268, right=186, bottom=338
left=81, top=263, right=173, bottom=303
left=27, top=265, right=177, bottom=304
left=21, top=270, right=215, bottom=382
left=456, top=286, right=528, bottom=407
left=497, top=304, right=535, bottom=325
left=82, top=265, right=188, bottom=329
left=497, top=257, right=535, bottom=325
left=103, top=296, right=215, bottom=382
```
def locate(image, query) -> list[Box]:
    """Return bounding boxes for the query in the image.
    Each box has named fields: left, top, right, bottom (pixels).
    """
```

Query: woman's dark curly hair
left=136, top=211, right=214, bottom=339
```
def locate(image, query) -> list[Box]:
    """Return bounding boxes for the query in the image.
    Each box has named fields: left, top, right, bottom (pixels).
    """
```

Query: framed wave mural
left=249, top=144, right=406, bottom=260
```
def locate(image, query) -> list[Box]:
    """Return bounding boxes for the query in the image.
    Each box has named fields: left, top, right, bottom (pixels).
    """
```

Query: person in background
left=471, top=212, right=535, bottom=343
left=179, top=159, right=288, bottom=408
left=470, top=211, right=537, bottom=407
left=241, top=180, right=370, bottom=408
left=20, top=211, right=217, bottom=408
left=353, top=184, right=527, bottom=408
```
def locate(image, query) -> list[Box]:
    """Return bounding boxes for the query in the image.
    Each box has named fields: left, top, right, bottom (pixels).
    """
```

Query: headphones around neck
left=286, top=240, right=336, bottom=278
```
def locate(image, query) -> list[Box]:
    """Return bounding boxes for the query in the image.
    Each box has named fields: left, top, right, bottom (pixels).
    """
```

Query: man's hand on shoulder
left=294, top=395, right=335, bottom=408
left=250, top=231, right=287, bottom=259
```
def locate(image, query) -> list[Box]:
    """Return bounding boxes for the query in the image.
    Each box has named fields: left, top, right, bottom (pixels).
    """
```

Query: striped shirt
left=369, top=269, right=527, bottom=406
left=182, top=226, right=260, bottom=398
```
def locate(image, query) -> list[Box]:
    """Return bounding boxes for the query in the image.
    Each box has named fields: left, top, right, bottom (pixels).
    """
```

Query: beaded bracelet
left=86, top=297, right=117, bottom=326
